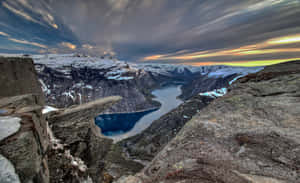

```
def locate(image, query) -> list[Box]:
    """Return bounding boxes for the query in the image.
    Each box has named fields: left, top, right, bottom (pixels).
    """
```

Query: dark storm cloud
left=1, top=0, right=300, bottom=65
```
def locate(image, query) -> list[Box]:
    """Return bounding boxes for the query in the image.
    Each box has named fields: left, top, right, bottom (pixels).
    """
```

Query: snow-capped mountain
left=0, top=53, right=263, bottom=112
left=33, top=54, right=138, bottom=81
left=31, top=54, right=158, bottom=112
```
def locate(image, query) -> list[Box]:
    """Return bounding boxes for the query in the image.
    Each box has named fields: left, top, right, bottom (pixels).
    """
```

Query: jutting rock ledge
left=0, top=57, right=122, bottom=183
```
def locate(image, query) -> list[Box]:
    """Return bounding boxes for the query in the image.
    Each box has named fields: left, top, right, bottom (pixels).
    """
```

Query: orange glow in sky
left=184, top=58, right=300, bottom=67
left=61, top=42, right=77, bottom=50
left=142, top=54, right=164, bottom=61
left=267, top=34, right=300, bottom=45
left=142, top=33, right=300, bottom=66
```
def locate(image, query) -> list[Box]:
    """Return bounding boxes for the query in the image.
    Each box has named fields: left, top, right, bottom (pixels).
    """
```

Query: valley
left=96, top=85, right=183, bottom=141
left=1, top=1, right=299, bottom=182
left=0, top=56, right=299, bottom=183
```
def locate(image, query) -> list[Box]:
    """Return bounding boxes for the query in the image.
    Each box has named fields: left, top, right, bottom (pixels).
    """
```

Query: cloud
left=2, top=1, right=40, bottom=24
left=82, top=44, right=94, bottom=50
left=8, top=38, right=47, bottom=48
left=185, top=58, right=300, bottom=67
left=0, top=31, right=9, bottom=37
left=142, top=33, right=300, bottom=66
left=61, top=42, right=77, bottom=50
left=2, top=0, right=59, bottom=29
left=267, top=34, right=300, bottom=45
left=143, top=34, right=300, bottom=60
left=1, top=0, right=300, bottom=66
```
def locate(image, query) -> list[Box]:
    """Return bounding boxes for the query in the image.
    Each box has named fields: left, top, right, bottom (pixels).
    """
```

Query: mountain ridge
left=22, top=53, right=263, bottom=112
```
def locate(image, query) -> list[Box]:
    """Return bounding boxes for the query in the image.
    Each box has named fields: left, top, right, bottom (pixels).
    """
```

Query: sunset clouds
left=0, top=0, right=300, bottom=66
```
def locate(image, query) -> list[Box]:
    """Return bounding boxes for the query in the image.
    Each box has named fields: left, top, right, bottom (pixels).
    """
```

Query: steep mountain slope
left=120, top=95, right=214, bottom=162
left=30, top=54, right=262, bottom=113
left=118, top=61, right=300, bottom=183
left=33, top=54, right=160, bottom=112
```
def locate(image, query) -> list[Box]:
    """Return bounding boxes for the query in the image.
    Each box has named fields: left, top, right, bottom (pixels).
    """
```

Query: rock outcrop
left=47, top=96, right=121, bottom=183
left=0, top=57, right=123, bottom=183
left=121, top=61, right=300, bottom=183
left=0, top=57, right=45, bottom=105
left=0, top=93, right=121, bottom=183
left=0, top=94, right=50, bottom=183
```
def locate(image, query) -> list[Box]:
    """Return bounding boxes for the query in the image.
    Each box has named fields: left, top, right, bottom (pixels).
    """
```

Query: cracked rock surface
left=120, top=61, right=300, bottom=183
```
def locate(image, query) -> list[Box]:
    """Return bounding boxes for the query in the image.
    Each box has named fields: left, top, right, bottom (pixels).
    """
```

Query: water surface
left=95, top=85, right=183, bottom=141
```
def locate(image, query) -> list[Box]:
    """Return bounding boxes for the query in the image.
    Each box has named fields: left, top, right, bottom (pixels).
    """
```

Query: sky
left=0, top=0, right=300, bottom=66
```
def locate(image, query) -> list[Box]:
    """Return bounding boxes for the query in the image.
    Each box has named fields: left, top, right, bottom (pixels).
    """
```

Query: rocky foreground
left=118, top=61, right=300, bottom=183
left=0, top=58, right=122, bottom=183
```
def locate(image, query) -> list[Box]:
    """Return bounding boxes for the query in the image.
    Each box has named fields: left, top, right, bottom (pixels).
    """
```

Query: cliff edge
left=0, top=57, right=122, bottom=183
left=119, top=61, right=300, bottom=183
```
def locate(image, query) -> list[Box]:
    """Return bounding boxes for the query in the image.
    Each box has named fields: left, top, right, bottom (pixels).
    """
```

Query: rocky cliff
left=0, top=57, right=45, bottom=105
left=46, top=96, right=123, bottom=183
left=36, top=63, right=159, bottom=113
left=0, top=94, right=49, bottom=183
left=118, top=61, right=300, bottom=183
left=0, top=57, right=122, bottom=183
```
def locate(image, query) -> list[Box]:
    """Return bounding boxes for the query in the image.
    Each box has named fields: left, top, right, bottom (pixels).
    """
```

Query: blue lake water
left=95, top=85, right=183, bottom=141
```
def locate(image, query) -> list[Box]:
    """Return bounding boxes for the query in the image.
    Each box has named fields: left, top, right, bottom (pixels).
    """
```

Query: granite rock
left=124, top=61, right=300, bottom=183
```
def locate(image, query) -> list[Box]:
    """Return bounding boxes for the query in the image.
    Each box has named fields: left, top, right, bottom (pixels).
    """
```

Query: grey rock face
left=36, top=64, right=160, bottom=113
left=125, top=61, right=300, bottom=183
left=179, top=74, right=237, bottom=100
left=0, top=57, right=45, bottom=105
left=113, top=176, right=142, bottom=183
left=47, top=96, right=122, bottom=183
left=0, top=154, right=20, bottom=183
left=0, top=95, right=50, bottom=183
left=0, top=116, right=21, bottom=141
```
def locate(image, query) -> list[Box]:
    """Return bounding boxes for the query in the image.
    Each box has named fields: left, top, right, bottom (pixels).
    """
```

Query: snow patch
left=42, top=106, right=58, bottom=114
left=199, top=88, right=227, bottom=98
left=229, top=75, right=244, bottom=85
left=62, top=91, right=75, bottom=101
left=183, top=115, right=190, bottom=119
left=38, top=79, right=51, bottom=95
left=84, top=85, right=93, bottom=89
left=78, top=93, right=82, bottom=104
left=208, top=67, right=263, bottom=78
